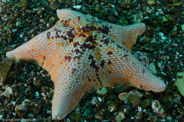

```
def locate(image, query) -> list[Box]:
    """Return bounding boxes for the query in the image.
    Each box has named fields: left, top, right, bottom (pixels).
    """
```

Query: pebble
left=1, top=87, right=13, bottom=97
left=128, top=95, right=140, bottom=106
left=181, top=24, right=184, bottom=31
left=147, top=0, right=155, bottom=5
left=95, top=114, right=103, bottom=120
left=20, top=0, right=28, bottom=7
left=175, top=72, right=184, bottom=96
left=97, top=87, right=107, bottom=96
left=73, top=5, right=82, bottom=10
left=108, top=102, right=118, bottom=113
left=162, top=16, right=168, bottom=22
left=83, top=109, right=91, bottom=117
left=0, top=59, right=13, bottom=84
left=118, top=92, right=129, bottom=103
left=120, top=0, right=134, bottom=9
left=15, top=103, right=29, bottom=117
left=119, top=90, right=142, bottom=104
left=70, top=112, right=81, bottom=121
left=95, top=5, right=101, bottom=12
left=37, top=7, right=43, bottom=15
left=170, top=26, right=177, bottom=36
left=135, top=111, right=143, bottom=119
left=148, top=62, right=157, bottom=74
left=147, top=116, right=157, bottom=122
left=27, top=113, right=34, bottom=118
left=108, top=15, right=116, bottom=23
left=115, top=111, right=125, bottom=121
left=99, top=109, right=106, bottom=117
left=33, top=79, right=44, bottom=88
left=30, top=102, right=42, bottom=115
left=151, top=100, right=165, bottom=115
left=141, top=99, right=150, bottom=109
left=0, top=115, right=3, bottom=120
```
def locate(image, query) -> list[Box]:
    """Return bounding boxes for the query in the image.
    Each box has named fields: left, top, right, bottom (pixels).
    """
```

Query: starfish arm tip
left=138, top=23, right=146, bottom=35
left=152, top=79, right=166, bottom=92
left=6, top=51, right=13, bottom=59
left=138, top=74, right=166, bottom=92
left=51, top=73, right=87, bottom=120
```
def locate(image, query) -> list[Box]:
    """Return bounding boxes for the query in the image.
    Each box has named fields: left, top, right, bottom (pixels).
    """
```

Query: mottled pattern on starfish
left=6, top=9, right=166, bottom=120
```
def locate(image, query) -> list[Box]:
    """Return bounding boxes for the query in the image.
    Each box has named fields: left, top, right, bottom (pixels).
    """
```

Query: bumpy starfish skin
left=6, top=9, right=166, bottom=120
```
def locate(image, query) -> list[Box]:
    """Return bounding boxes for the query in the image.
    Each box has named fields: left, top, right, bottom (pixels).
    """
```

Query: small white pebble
left=0, top=115, right=3, bottom=120
left=1, top=87, right=13, bottom=96
left=138, top=106, right=142, bottom=112
left=73, top=5, right=82, bottom=10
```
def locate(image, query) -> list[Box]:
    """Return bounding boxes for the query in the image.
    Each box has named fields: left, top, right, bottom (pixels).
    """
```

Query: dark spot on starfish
left=43, top=56, right=46, bottom=60
left=101, top=38, right=110, bottom=45
left=117, top=44, right=123, bottom=49
left=47, top=32, right=51, bottom=39
left=88, top=55, right=93, bottom=60
left=107, top=51, right=113, bottom=55
left=69, top=38, right=73, bottom=43
left=64, top=56, right=72, bottom=62
left=123, top=54, right=128, bottom=57
left=90, top=25, right=97, bottom=30
left=74, top=42, right=80, bottom=47
left=77, top=16, right=81, bottom=20
left=72, top=68, right=77, bottom=74
left=89, top=56, right=99, bottom=70
left=87, top=77, right=92, bottom=82
left=74, top=49, right=81, bottom=54
left=98, top=25, right=111, bottom=34
left=60, top=35, right=67, bottom=40
left=41, top=56, right=46, bottom=67
left=95, top=70, right=103, bottom=87
left=82, top=26, right=90, bottom=32
left=108, top=60, right=112, bottom=65
left=142, top=69, right=146, bottom=74
left=67, top=28, right=75, bottom=43
left=56, top=30, right=61, bottom=38
left=67, top=29, right=75, bottom=38
left=100, top=60, right=105, bottom=68
left=86, top=35, right=93, bottom=42
left=83, top=43, right=95, bottom=50
left=108, top=71, right=112, bottom=74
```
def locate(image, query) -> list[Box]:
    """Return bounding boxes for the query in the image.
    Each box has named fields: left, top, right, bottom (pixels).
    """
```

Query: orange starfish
left=6, top=9, right=166, bottom=120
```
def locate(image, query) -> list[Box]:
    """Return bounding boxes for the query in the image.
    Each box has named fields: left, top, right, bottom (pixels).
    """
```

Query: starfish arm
left=57, top=9, right=145, bottom=50
left=6, top=31, right=48, bottom=63
left=52, top=71, right=87, bottom=120
left=100, top=42, right=166, bottom=92
left=109, top=23, right=146, bottom=50
left=96, top=22, right=146, bottom=50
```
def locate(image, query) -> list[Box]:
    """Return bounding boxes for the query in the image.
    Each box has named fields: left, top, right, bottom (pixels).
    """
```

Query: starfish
left=6, top=9, right=166, bottom=120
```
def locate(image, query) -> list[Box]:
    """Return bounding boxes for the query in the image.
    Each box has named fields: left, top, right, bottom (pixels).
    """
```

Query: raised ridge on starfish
left=6, top=9, right=166, bottom=120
